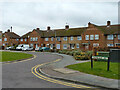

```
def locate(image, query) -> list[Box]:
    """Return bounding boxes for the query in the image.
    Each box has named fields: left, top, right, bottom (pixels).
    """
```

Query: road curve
left=2, top=51, right=97, bottom=89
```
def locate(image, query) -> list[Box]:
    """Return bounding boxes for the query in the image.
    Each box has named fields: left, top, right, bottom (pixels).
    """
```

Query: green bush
left=74, top=51, right=90, bottom=60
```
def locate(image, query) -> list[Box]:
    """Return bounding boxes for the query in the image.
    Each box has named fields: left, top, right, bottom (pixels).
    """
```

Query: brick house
left=19, top=32, right=31, bottom=44
left=2, top=21, right=120, bottom=50
left=2, top=29, right=20, bottom=48
left=28, top=21, right=120, bottom=50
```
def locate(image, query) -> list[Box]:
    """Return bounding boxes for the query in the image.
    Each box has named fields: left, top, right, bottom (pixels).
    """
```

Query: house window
left=33, top=37, right=36, bottom=41
left=93, top=43, right=99, bottom=47
left=30, top=44, right=33, bottom=47
left=50, top=44, right=53, bottom=49
left=4, top=38, right=7, bottom=41
left=95, top=34, right=99, bottom=40
left=57, top=37, right=60, bottom=41
left=107, top=35, right=113, bottom=40
left=70, top=44, right=75, bottom=49
left=118, top=35, right=120, bottom=40
left=16, top=39, right=19, bottom=41
left=107, top=44, right=113, bottom=47
left=71, top=36, right=73, bottom=41
left=3, top=43, right=5, bottom=46
left=115, top=43, right=120, bottom=46
left=30, top=37, right=32, bottom=41
left=76, top=43, right=79, bottom=48
left=45, top=38, right=48, bottom=41
left=0, top=39, right=2, bottom=41
left=77, top=36, right=82, bottom=40
left=57, top=44, right=60, bottom=49
left=90, top=35, right=94, bottom=40
left=63, top=36, right=67, bottom=41
left=63, top=44, right=67, bottom=49
left=36, top=37, right=38, bottom=41
left=51, top=37, right=54, bottom=41
left=85, top=35, right=89, bottom=40
left=24, top=38, right=27, bottom=42
left=21, top=39, right=23, bottom=41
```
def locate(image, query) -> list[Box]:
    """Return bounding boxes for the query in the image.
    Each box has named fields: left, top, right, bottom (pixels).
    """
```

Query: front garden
left=58, top=50, right=93, bottom=60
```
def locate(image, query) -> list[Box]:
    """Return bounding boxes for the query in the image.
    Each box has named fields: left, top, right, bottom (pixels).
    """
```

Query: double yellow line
left=31, top=59, right=92, bottom=88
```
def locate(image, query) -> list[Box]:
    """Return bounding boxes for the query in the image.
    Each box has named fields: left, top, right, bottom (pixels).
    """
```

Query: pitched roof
left=96, top=24, right=120, bottom=34
left=32, top=24, right=120, bottom=38
left=41, top=27, right=86, bottom=37
left=4, top=32, right=20, bottom=39
left=21, top=32, right=31, bottom=38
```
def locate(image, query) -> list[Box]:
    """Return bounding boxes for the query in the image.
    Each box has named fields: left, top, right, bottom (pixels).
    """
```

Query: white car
left=16, top=44, right=29, bottom=51
left=22, top=46, right=33, bottom=51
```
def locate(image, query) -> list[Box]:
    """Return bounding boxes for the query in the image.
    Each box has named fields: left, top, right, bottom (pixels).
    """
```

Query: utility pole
left=55, top=30, right=56, bottom=52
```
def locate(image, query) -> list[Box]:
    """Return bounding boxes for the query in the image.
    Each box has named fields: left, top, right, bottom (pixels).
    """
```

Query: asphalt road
left=2, top=51, right=100, bottom=89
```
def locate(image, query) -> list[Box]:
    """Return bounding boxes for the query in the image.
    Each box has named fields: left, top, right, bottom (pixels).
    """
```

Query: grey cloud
left=0, top=2, right=118, bottom=35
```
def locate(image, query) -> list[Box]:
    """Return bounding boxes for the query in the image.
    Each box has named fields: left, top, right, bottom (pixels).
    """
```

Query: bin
left=110, top=49, right=120, bottom=62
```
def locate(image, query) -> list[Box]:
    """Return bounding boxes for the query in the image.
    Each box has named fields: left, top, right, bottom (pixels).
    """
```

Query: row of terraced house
left=0, top=21, right=120, bottom=50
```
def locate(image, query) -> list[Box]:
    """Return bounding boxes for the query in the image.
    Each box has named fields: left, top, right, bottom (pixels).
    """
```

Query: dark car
left=35, top=47, right=50, bottom=52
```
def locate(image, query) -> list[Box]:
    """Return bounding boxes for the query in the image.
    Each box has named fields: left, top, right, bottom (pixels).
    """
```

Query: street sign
left=92, top=56, right=108, bottom=60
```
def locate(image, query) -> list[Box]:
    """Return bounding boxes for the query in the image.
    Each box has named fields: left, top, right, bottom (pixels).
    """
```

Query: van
left=16, top=44, right=29, bottom=51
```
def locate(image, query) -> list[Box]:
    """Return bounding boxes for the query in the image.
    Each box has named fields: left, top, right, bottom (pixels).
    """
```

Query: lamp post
left=113, top=34, right=116, bottom=47
left=52, top=30, right=56, bottom=52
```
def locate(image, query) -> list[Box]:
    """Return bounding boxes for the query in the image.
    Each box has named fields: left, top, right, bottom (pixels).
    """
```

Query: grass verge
left=0, top=51, right=33, bottom=62
left=66, top=61, right=119, bottom=79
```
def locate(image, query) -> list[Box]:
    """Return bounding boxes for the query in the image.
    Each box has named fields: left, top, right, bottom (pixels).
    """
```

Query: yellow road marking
left=31, top=59, right=91, bottom=88
left=3, top=55, right=37, bottom=65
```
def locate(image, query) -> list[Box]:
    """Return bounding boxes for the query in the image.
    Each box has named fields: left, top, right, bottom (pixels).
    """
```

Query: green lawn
left=0, top=51, right=33, bottom=62
left=66, top=61, right=120, bottom=79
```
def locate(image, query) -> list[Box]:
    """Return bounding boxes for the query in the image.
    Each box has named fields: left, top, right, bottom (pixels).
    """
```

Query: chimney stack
left=7, top=29, right=10, bottom=32
left=47, top=26, right=50, bottom=30
left=65, top=23, right=69, bottom=30
left=36, top=28, right=40, bottom=30
left=107, top=21, right=111, bottom=26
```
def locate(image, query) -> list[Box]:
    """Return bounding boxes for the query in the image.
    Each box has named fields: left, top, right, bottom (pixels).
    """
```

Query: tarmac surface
left=2, top=51, right=119, bottom=89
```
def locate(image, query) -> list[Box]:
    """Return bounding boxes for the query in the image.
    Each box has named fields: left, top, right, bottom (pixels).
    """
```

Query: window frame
left=63, top=36, right=67, bottom=41
left=93, top=43, right=99, bottom=47
left=77, top=36, right=82, bottom=40
left=107, top=44, right=114, bottom=47
left=107, top=35, right=113, bottom=40
left=70, top=36, right=73, bottom=41
left=57, top=37, right=60, bottom=41
left=85, top=35, right=89, bottom=40
left=45, top=38, right=48, bottom=41
left=95, top=34, right=99, bottom=40
left=4, top=38, right=7, bottom=41
left=90, top=35, right=94, bottom=40
left=21, top=39, right=23, bottom=42
left=76, top=43, right=79, bottom=48
left=63, top=44, right=67, bottom=49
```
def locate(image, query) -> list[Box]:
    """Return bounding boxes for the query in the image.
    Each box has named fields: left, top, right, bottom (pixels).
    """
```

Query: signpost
left=91, top=54, right=110, bottom=71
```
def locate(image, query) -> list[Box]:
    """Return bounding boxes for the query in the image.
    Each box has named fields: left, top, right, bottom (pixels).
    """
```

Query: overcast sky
left=0, top=1, right=118, bottom=36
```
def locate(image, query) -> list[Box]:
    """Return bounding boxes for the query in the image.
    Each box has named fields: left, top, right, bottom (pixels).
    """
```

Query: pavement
left=39, top=53, right=119, bottom=90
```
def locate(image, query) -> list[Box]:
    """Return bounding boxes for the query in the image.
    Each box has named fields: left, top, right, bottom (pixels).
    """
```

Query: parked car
left=41, top=47, right=50, bottom=51
left=35, top=47, right=43, bottom=52
left=5, top=46, right=14, bottom=50
left=22, top=46, right=33, bottom=51
left=35, top=47, right=50, bottom=52
left=16, top=44, right=29, bottom=51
